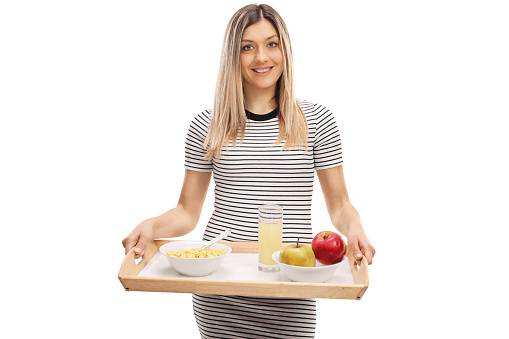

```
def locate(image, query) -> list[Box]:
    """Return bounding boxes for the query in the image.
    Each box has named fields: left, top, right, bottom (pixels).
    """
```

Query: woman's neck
left=243, top=85, right=278, bottom=114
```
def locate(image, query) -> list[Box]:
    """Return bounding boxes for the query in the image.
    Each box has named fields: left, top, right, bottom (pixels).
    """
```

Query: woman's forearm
left=150, top=203, right=199, bottom=239
left=330, top=201, right=363, bottom=237
left=330, top=201, right=375, bottom=264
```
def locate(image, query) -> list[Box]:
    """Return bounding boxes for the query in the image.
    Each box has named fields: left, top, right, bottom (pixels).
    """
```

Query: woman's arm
left=122, top=169, right=212, bottom=258
left=316, top=166, right=375, bottom=264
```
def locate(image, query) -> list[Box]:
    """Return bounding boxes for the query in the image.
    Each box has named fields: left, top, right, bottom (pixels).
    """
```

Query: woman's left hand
left=347, top=225, right=375, bottom=265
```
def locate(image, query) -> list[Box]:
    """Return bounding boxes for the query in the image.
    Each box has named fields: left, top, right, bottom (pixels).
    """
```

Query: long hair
left=205, top=4, right=308, bottom=160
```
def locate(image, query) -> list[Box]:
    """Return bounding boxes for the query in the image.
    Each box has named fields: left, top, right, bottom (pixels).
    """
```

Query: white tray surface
left=139, top=252, right=354, bottom=284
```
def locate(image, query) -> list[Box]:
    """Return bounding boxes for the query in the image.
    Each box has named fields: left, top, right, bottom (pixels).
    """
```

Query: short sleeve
left=313, top=104, right=343, bottom=170
left=184, top=111, right=213, bottom=172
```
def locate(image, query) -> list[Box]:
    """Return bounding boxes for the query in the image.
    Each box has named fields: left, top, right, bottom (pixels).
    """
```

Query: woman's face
left=240, top=19, right=284, bottom=93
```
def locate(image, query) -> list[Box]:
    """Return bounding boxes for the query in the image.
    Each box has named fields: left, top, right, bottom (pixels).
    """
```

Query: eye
left=268, top=41, right=278, bottom=48
left=242, top=45, right=253, bottom=51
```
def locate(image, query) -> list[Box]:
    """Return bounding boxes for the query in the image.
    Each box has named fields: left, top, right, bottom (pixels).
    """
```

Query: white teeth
left=254, top=67, right=271, bottom=73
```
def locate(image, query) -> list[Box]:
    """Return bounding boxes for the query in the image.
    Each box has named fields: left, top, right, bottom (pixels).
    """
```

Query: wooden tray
left=118, top=240, right=369, bottom=300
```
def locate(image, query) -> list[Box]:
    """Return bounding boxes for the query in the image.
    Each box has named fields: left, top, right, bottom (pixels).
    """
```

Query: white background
left=1, top=0, right=508, bottom=338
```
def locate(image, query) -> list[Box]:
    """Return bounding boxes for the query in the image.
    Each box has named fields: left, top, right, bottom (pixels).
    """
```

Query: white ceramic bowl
left=159, top=241, right=232, bottom=277
left=272, top=250, right=342, bottom=283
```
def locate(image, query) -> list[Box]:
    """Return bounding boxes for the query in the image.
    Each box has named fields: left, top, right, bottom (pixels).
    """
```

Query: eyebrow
left=241, top=35, right=278, bottom=43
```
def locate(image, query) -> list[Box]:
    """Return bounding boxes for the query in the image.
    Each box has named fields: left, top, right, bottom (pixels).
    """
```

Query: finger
left=122, top=236, right=137, bottom=256
left=133, top=231, right=150, bottom=259
left=365, top=242, right=376, bottom=265
left=360, top=244, right=374, bottom=265
left=349, top=240, right=363, bottom=266
left=350, top=237, right=363, bottom=262
left=365, top=251, right=373, bottom=265
left=368, top=249, right=375, bottom=265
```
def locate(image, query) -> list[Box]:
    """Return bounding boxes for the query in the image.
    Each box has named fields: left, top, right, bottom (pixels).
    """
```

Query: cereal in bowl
left=166, top=248, right=227, bottom=258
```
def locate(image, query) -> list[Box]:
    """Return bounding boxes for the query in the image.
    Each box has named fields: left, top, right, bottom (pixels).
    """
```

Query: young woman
left=122, top=4, right=375, bottom=338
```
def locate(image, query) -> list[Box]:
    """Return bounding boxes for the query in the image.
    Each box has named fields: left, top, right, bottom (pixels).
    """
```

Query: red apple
left=311, top=231, right=346, bottom=265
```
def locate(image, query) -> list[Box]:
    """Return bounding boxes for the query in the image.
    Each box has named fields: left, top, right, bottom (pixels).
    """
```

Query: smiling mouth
left=252, top=66, right=274, bottom=74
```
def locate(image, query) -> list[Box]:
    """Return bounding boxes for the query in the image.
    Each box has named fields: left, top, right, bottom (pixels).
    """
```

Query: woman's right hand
left=122, top=218, right=155, bottom=259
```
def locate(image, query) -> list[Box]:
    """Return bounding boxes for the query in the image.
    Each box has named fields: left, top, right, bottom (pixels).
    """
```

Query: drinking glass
left=258, top=204, right=283, bottom=272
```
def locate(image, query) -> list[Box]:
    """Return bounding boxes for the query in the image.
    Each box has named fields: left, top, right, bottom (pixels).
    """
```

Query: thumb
left=122, top=236, right=137, bottom=256
left=133, top=232, right=149, bottom=258
left=350, top=238, right=363, bottom=261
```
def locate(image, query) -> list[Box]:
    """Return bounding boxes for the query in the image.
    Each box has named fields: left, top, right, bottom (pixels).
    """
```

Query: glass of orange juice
left=258, top=204, right=283, bottom=272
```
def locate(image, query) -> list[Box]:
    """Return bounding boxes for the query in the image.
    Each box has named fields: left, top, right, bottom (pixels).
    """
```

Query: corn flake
left=166, top=248, right=227, bottom=258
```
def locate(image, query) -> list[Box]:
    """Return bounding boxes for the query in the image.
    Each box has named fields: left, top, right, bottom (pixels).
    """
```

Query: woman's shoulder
left=189, top=109, right=213, bottom=125
left=297, top=99, right=334, bottom=119
left=187, top=109, right=213, bottom=136
left=195, top=108, right=213, bottom=120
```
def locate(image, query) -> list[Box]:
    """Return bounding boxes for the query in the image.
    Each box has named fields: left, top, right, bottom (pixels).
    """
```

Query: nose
left=254, top=47, right=269, bottom=63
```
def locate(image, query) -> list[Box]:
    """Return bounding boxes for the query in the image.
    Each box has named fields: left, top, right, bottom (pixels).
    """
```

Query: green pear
left=279, top=238, right=316, bottom=267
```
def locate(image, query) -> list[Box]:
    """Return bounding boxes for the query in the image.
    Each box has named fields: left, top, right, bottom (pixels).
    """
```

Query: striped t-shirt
left=184, top=101, right=343, bottom=339
left=185, top=101, right=343, bottom=244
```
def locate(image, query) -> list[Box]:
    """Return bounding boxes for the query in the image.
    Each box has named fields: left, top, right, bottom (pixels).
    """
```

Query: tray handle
left=118, top=242, right=158, bottom=289
left=346, top=245, right=369, bottom=299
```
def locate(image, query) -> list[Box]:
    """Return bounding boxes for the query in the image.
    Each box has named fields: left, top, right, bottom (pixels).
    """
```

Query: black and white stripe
left=184, top=101, right=343, bottom=338
left=185, top=101, right=343, bottom=244
left=192, top=294, right=317, bottom=339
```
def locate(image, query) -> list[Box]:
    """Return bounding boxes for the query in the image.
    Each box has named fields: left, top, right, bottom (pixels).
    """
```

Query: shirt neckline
left=245, top=107, right=279, bottom=121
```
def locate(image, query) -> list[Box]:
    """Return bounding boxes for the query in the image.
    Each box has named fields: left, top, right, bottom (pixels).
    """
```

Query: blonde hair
left=205, top=4, right=308, bottom=160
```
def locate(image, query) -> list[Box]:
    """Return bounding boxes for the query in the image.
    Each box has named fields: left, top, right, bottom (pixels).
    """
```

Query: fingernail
left=356, top=253, right=362, bottom=258
left=134, top=248, right=140, bottom=253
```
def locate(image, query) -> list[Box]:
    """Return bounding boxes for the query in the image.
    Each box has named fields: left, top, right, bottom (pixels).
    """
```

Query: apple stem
left=296, top=237, right=300, bottom=248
